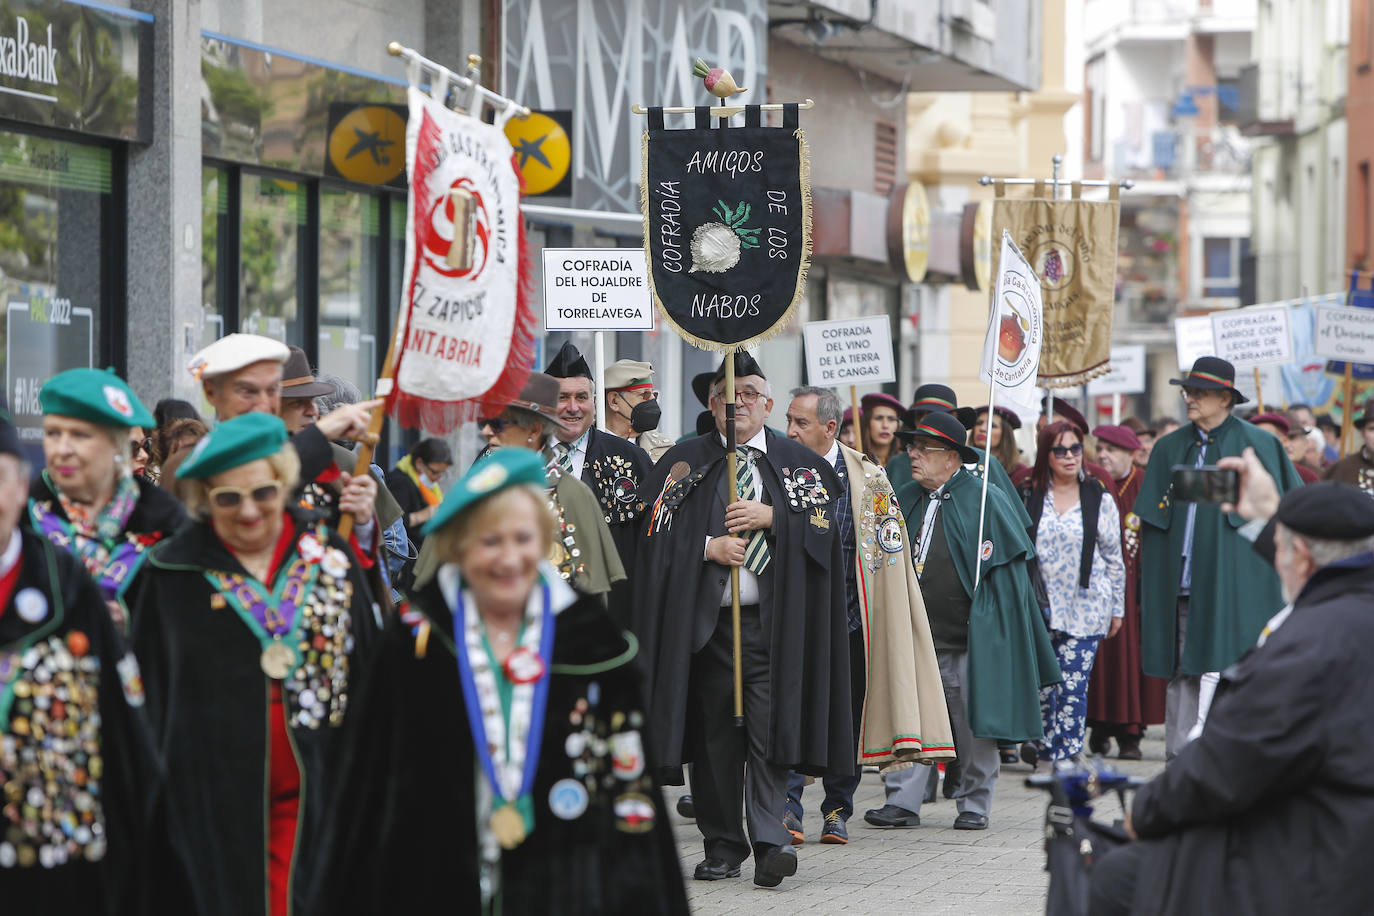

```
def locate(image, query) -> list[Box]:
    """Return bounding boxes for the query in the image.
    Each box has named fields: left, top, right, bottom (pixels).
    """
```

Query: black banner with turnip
left=640, top=104, right=810, bottom=352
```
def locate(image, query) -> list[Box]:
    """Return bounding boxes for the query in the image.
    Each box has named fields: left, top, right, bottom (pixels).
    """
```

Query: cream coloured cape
left=840, top=443, right=955, bottom=770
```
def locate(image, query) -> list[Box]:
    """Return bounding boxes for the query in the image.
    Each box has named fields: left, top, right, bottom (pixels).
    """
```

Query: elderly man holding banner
left=782, top=385, right=953, bottom=844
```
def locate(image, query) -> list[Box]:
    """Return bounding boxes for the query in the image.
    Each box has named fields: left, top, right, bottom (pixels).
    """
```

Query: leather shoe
left=820, top=810, right=848, bottom=844
left=693, top=857, right=740, bottom=880
left=753, top=844, right=798, bottom=888
left=1019, top=742, right=1039, bottom=767
left=676, top=794, right=695, bottom=819
left=863, top=804, right=920, bottom=827
left=953, top=811, right=989, bottom=830
left=942, top=760, right=962, bottom=798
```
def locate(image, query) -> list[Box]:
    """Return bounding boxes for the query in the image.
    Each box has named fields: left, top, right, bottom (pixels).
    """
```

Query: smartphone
left=1170, top=466, right=1240, bottom=504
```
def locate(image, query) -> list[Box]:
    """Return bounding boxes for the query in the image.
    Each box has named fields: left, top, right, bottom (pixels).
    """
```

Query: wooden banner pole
left=1253, top=367, right=1265, bottom=414
left=850, top=386, right=864, bottom=454
left=724, top=355, right=744, bottom=726
left=1341, top=362, right=1355, bottom=460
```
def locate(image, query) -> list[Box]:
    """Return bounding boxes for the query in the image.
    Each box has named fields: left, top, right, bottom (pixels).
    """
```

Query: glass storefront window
left=201, top=165, right=229, bottom=346
left=317, top=185, right=380, bottom=396
left=0, top=133, right=112, bottom=447
left=239, top=173, right=305, bottom=347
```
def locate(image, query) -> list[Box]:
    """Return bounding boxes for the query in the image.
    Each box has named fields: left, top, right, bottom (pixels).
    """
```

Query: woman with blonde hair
left=312, top=447, right=688, bottom=915
left=126, top=412, right=379, bottom=916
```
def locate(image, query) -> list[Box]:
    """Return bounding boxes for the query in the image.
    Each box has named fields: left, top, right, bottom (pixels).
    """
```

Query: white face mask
left=418, top=472, right=433, bottom=487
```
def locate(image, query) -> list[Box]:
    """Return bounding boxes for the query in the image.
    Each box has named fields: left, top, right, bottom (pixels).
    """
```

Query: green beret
left=422, top=447, right=547, bottom=536
left=40, top=368, right=154, bottom=429
left=176, top=413, right=289, bottom=481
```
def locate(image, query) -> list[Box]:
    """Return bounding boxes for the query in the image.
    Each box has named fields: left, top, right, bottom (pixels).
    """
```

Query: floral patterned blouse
left=1036, top=487, right=1126, bottom=637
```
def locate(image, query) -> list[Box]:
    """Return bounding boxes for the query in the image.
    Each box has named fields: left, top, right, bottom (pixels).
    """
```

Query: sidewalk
left=670, top=735, right=1166, bottom=914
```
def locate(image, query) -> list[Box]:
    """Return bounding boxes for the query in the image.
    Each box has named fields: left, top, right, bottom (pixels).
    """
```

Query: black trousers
left=687, top=603, right=790, bottom=864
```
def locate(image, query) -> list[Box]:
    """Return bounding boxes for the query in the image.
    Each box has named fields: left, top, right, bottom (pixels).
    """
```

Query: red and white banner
left=390, top=86, right=534, bottom=432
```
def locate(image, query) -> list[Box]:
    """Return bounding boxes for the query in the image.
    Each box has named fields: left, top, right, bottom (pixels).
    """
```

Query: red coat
left=1086, top=466, right=1168, bottom=728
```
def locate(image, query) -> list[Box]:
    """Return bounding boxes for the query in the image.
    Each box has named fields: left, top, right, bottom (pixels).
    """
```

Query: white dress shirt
left=709, top=428, right=768, bottom=606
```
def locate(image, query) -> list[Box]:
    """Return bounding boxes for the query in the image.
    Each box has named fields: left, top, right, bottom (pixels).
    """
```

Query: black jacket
left=1126, top=554, right=1374, bottom=914
left=126, top=509, right=379, bottom=916
left=630, top=428, right=852, bottom=780
left=0, top=528, right=190, bottom=913
left=309, top=578, right=689, bottom=915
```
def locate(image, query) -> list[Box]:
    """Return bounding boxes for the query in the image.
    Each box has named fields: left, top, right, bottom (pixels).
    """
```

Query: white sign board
left=1209, top=304, right=1293, bottom=367
left=1233, top=363, right=1284, bottom=407
left=542, top=248, right=653, bottom=331
left=1086, top=344, right=1147, bottom=396
left=1174, top=315, right=1216, bottom=372
left=1313, top=304, right=1374, bottom=364
left=803, top=315, right=896, bottom=387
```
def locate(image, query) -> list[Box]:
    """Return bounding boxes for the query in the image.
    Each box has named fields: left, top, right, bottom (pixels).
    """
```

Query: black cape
left=125, top=509, right=379, bottom=916
left=631, top=429, right=853, bottom=780
left=1, top=528, right=189, bottom=914
left=309, top=576, right=689, bottom=916
left=579, top=429, right=652, bottom=628
left=1125, top=554, right=1374, bottom=915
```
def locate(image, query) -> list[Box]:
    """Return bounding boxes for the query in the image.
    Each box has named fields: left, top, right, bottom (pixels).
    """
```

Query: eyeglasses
left=130, top=437, right=152, bottom=459
left=907, top=441, right=950, bottom=455
left=1050, top=443, right=1084, bottom=458
left=207, top=479, right=285, bottom=509
left=1180, top=387, right=1212, bottom=401
left=717, top=387, right=765, bottom=404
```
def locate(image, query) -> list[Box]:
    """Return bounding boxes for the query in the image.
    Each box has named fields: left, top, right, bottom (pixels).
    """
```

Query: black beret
left=1275, top=482, right=1374, bottom=539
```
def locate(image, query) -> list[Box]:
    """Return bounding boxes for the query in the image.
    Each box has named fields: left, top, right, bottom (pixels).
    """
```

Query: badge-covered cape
left=899, top=469, right=1061, bottom=742
left=838, top=445, right=954, bottom=769
left=307, top=573, right=690, bottom=915
left=633, top=430, right=854, bottom=780
left=640, top=104, right=810, bottom=353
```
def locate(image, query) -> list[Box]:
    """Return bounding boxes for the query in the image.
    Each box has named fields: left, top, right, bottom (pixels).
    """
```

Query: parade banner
left=390, top=86, right=535, bottom=432
left=1210, top=304, right=1293, bottom=368
left=640, top=104, right=810, bottom=352
left=979, top=231, right=1045, bottom=413
left=991, top=189, right=1119, bottom=387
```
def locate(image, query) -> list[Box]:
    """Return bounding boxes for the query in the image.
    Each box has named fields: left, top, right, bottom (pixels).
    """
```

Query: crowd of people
left=2, top=334, right=1369, bottom=914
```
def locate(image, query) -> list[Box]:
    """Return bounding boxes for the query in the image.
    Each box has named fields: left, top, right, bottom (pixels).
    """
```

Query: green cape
left=900, top=469, right=1061, bottom=741
left=888, top=445, right=1032, bottom=530
left=1132, top=415, right=1302, bottom=676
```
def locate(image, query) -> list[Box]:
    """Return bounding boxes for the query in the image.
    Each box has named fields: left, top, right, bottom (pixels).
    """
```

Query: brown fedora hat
left=504, top=371, right=572, bottom=432
left=280, top=346, right=337, bottom=398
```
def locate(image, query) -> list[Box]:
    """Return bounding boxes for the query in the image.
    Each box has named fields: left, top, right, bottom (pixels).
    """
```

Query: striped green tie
left=554, top=441, right=574, bottom=476
left=737, top=447, right=771, bottom=574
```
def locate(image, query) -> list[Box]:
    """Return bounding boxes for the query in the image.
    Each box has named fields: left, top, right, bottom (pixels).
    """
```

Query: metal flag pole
left=974, top=351, right=998, bottom=590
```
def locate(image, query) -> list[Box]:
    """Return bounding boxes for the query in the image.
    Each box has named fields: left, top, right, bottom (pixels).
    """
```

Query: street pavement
left=668, top=734, right=1166, bottom=914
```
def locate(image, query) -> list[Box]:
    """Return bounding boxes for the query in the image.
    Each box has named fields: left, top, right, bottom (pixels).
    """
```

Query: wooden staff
left=1341, top=361, right=1355, bottom=460
left=850, top=385, right=864, bottom=454
left=723, top=353, right=744, bottom=726
left=1253, top=367, right=1265, bottom=413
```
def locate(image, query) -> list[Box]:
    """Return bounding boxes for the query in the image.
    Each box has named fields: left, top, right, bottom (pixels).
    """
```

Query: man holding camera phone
left=1132, top=357, right=1303, bottom=757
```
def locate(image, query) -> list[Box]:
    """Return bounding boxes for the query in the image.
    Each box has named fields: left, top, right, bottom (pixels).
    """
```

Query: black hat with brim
left=1354, top=402, right=1374, bottom=430
left=908, top=383, right=976, bottom=429
left=1276, top=481, right=1374, bottom=539
left=897, top=410, right=979, bottom=464
left=1168, top=356, right=1248, bottom=404
left=692, top=372, right=714, bottom=409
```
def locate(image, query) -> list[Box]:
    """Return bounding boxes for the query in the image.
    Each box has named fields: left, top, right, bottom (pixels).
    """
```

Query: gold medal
left=260, top=641, right=298, bottom=680
left=489, top=803, right=527, bottom=850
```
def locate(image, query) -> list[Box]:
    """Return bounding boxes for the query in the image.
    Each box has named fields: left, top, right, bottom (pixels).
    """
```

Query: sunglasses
left=479, top=418, right=506, bottom=432
left=130, top=437, right=152, bottom=459
left=1050, top=443, right=1084, bottom=459
left=207, top=479, right=285, bottom=509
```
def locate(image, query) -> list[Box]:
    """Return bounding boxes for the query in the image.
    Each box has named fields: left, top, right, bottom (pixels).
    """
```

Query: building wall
left=766, top=38, right=903, bottom=196
left=1347, top=0, right=1374, bottom=271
